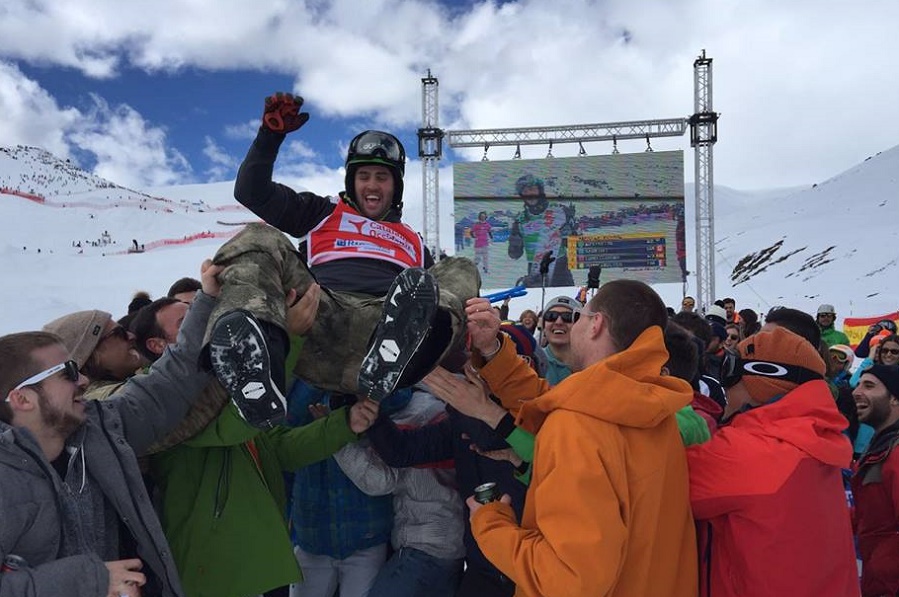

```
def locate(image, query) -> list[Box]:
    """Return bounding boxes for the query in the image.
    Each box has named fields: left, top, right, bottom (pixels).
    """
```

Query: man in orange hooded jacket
left=687, top=326, right=859, bottom=597
left=458, top=279, right=698, bottom=597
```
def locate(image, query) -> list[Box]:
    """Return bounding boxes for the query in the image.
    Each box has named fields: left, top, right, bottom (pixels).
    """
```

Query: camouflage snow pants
left=206, top=223, right=480, bottom=395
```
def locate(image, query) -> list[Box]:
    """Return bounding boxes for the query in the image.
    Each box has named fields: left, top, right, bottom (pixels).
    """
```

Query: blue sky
left=2, top=0, right=899, bottom=194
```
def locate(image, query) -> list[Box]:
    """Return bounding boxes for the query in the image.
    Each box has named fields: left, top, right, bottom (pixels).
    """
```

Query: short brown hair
left=663, top=322, right=699, bottom=381
left=0, top=331, right=64, bottom=423
left=588, top=279, right=667, bottom=351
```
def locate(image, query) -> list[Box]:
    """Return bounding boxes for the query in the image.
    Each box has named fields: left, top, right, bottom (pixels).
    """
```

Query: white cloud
left=0, top=61, right=81, bottom=159
left=0, top=62, right=195, bottom=187
left=0, top=0, right=898, bottom=189
left=68, top=95, right=192, bottom=188
left=202, top=136, right=238, bottom=181
left=223, top=119, right=261, bottom=141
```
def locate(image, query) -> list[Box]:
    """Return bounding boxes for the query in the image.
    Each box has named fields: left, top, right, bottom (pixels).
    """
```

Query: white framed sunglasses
left=13, top=360, right=81, bottom=391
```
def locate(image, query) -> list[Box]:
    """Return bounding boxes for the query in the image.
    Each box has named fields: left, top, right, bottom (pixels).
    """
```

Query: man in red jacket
left=852, top=364, right=899, bottom=596
left=686, top=326, right=859, bottom=597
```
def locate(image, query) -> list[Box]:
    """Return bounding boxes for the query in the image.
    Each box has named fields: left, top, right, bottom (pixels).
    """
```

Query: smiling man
left=201, top=92, right=478, bottom=429
left=539, top=295, right=580, bottom=385
left=0, top=260, right=221, bottom=597
left=851, top=364, right=899, bottom=597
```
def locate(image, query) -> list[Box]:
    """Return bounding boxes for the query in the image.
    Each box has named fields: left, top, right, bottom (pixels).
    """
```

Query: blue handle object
left=483, top=285, right=528, bottom=303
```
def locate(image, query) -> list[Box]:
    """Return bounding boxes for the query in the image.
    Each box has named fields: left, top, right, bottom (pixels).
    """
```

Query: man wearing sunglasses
left=816, top=303, right=851, bottom=348
left=539, top=295, right=581, bottom=385
left=686, top=326, right=858, bottom=597
left=0, top=260, right=222, bottom=597
left=199, top=92, right=477, bottom=429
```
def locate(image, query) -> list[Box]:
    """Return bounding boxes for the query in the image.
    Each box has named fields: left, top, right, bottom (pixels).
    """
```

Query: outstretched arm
left=115, top=261, right=221, bottom=455
left=333, top=441, right=399, bottom=496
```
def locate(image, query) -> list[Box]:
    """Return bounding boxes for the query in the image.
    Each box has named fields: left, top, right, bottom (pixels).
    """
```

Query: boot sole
left=209, top=309, right=286, bottom=428
left=358, top=269, right=439, bottom=402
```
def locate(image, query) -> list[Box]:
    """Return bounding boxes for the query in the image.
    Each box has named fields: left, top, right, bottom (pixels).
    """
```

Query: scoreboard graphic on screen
left=452, top=150, right=686, bottom=289
left=569, top=234, right=668, bottom=270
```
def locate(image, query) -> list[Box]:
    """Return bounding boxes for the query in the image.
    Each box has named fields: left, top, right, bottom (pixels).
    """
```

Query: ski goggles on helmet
left=346, top=131, right=405, bottom=175
left=719, top=349, right=823, bottom=389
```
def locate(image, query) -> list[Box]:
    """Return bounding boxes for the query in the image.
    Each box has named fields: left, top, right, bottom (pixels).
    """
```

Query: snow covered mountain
left=0, top=143, right=896, bottom=335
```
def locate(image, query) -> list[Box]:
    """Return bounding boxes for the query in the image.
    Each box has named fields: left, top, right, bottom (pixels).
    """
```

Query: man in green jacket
left=817, top=303, right=851, bottom=347
left=137, top=287, right=380, bottom=597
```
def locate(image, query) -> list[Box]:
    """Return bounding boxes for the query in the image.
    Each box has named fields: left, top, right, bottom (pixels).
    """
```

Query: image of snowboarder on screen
left=507, top=173, right=578, bottom=287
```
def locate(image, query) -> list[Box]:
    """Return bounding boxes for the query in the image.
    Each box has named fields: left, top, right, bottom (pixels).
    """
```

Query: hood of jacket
left=729, top=380, right=851, bottom=468
left=519, top=326, right=693, bottom=432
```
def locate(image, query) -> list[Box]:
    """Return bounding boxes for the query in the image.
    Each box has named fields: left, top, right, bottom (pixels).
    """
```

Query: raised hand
left=200, top=259, right=223, bottom=297
left=262, top=92, right=310, bottom=134
left=466, top=297, right=502, bottom=355
left=424, top=365, right=506, bottom=428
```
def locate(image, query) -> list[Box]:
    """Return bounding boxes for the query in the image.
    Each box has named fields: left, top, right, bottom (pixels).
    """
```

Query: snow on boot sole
left=209, top=309, right=286, bottom=428
left=358, top=268, right=439, bottom=402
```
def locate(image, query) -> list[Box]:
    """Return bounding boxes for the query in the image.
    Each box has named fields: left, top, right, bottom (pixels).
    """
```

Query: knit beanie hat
left=43, top=310, right=113, bottom=369
left=736, top=326, right=826, bottom=403
left=863, top=364, right=899, bottom=399
left=500, top=322, right=547, bottom=377
left=544, top=295, right=582, bottom=314
left=705, top=305, right=727, bottom=325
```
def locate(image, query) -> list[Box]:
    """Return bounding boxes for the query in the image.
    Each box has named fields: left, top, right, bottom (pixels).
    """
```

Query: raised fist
left=262, top=92, right=310, bottom=134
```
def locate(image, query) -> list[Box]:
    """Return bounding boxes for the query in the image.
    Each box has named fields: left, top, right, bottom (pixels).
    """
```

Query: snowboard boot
left=357, top=268, right=440, bottom=402
left=209, top=309, right=287, bottom=428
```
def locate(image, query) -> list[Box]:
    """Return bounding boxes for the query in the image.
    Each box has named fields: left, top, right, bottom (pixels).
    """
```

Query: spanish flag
left=843, top=310, right=899, bottom=349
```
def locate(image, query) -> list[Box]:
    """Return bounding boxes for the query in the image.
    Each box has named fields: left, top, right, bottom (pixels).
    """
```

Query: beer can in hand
left=474, top=482, right=499, bottom=504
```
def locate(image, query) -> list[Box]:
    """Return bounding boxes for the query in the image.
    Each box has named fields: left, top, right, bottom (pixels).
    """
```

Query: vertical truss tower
left=417, top=71, right=443, bottom=253
left=690, top=50, right=719, bottom=311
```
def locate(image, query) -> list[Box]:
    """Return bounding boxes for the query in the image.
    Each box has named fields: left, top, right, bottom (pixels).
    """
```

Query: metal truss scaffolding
left=417, top=70, right=443, bottom=253
left=690, top=50, right=719, bottom=311
left=419, top=52, right=717, bottom=299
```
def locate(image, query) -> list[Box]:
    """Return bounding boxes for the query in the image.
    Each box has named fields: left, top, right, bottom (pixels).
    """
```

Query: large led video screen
left=453, top=151, right=686, bottom=289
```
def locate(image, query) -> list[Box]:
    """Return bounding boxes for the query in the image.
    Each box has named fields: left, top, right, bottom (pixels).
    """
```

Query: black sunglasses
left=543, top=311, right=577, bottom=324
left=719, top=349, right=823, bottom=389
left=100, top=325, right=129, bottom=342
